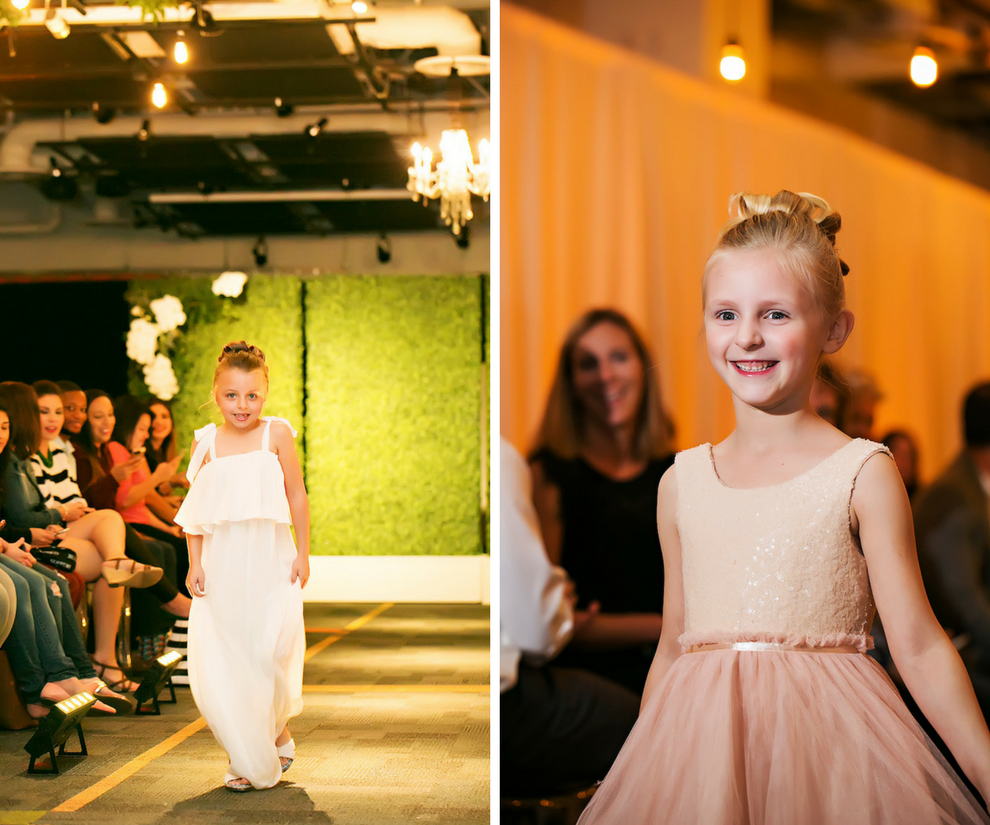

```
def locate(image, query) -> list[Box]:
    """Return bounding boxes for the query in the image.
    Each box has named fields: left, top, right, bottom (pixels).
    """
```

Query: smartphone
left=131, top=446, right=147, bottom=455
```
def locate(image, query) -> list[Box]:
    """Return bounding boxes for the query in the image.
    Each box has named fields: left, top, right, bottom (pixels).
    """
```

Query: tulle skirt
left=577, top=649, right=990, bottom=825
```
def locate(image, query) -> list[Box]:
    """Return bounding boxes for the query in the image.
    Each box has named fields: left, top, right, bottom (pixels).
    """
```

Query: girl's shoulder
left=192, top=422, right=217, bottom=445
left=262, top=416, right=298, bottom=439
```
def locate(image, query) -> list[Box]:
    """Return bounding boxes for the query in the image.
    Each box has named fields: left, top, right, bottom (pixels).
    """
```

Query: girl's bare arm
left=640, top=465, right=684, bottom=713
left=273, top=422, right=310, bottom=587
left=855, top=452, right=990, bottom=800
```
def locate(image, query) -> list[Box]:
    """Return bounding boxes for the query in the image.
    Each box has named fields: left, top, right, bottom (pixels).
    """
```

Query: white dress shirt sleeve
left=499, top=437, right=574, bottom=693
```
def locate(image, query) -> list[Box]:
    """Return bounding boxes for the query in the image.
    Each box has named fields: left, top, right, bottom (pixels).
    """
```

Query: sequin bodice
left=675, top=439, right=891, bottom=653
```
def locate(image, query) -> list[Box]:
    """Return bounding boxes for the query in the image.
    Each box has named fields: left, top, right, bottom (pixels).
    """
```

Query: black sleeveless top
left=533, top=449, right=674, bottom=614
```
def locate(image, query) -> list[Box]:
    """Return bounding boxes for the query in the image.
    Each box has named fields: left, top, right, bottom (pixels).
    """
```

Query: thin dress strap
left=187, top=423, right=217, bottom=482
left=261, top=418, right=273, bottom=453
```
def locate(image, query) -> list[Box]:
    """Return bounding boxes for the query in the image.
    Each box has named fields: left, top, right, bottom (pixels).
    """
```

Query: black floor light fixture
left=134, top=649, right=183, bottom=716
left=24, top=692, right=96, bottom=775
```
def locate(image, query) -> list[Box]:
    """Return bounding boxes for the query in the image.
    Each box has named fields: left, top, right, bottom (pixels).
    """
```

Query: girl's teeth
left=736, top=362, right=775, bottom=372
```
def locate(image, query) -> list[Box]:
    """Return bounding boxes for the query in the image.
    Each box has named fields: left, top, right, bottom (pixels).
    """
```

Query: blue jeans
left=0, top=556, right=93, bottom=703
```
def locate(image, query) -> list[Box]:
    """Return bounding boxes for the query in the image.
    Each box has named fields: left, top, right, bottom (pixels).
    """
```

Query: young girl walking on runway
left=175, top=342, right=309, bottom=792
left=578, top=191, right=990, bottom=824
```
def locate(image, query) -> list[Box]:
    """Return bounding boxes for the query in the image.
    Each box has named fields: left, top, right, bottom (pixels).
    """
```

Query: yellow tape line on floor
left=302, top=684, right=489, bottom=693
left=52, top=602, right=393, bottom=813
left=51, top=717, right=208, bottom=813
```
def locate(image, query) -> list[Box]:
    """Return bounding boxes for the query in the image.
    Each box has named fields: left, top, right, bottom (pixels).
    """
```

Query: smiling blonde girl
left=577, top=192, right=990, bottom=824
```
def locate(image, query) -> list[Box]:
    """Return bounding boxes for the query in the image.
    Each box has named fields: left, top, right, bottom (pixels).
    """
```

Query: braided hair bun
left=705, top=189, right=849, bottom=321
left=213, top=341, right=269, bottom=389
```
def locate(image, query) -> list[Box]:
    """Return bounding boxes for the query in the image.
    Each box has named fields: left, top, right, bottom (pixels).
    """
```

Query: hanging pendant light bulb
left=12, top=0, right=30, bottom=10
left=173, top=31, right=188, bottom=64
left=720, top=41, right=746, bottom=82
left=910, top=46, right=938, bottom=88
left=152, top=82, right=168, bottom=109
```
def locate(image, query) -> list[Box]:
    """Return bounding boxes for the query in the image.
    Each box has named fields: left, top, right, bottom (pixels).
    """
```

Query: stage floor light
left=134, top=649, right=183, bottom=715
left=24, top=691, right=96, bottom=775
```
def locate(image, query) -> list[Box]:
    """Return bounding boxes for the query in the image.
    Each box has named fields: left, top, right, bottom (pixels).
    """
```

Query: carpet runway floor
left=0, top=603, right=491, bottom=825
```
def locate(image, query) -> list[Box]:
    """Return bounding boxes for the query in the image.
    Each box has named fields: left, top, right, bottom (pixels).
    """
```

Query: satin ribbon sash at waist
left=687, top=642, right=861, bottom=654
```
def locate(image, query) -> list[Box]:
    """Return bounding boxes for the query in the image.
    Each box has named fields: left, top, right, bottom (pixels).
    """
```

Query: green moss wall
left=305, top=276, right=482, bottom=555
left=124, top=276, right=304, bottom=459
left=126, top=273, right=485, bottom=557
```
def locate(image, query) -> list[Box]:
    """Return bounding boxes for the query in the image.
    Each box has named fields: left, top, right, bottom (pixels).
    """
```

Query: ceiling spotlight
left=174, top=31, right=188, bottom=64
left=274, top=97, right=294, bottom=118
left=252, top=236, right=268, bottom=267
left=376, top=234, right=391, bottom=264
left=352, top=1, right=368, bottom=12
left=92, top=101, right=116, bottom=124
left=305, top=118, right=327, bottom=139
left=720, top=41, right=746, bottom=82
left=12, top=0, right=30, bottom=9
left=910, top=45, right=938, bottom=88
left=152, top=82, right=167, bottom=109
left=45, top=12, right=70, bottom=40
left=138, top=119, right=150, bottom=141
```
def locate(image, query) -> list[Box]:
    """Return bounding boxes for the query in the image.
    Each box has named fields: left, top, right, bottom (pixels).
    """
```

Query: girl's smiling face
left=214, top=368, right=267, bottom=430
left=87, top=396, right=116, bottom=446
left=570, top=321, right=645, bottom=432
left=150, top=403, right=172, bottom=442
left=705, top=248, right=839, bottom=415
left=37, top=393, right=65, bottom=446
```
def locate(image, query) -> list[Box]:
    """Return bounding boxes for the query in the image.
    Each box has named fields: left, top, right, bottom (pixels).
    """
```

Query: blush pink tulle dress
left=577, top=439, right=990, bottom=825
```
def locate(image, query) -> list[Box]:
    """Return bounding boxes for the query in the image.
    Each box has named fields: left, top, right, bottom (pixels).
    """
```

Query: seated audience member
left=914, top=382, right=990, bottom=718
left=108, top=395, right=184, bottom=540
left=882, top=429, right=922, bottom=501
left=529, top=308, right=673, bottom=694
left=57, top=380, right=88, bottom=443
left=501, top=438, right=638, bottom=796
left=811, top=359, right=850, bottom=428
left=146, top=397, right=189, bottom=497
left=842, top=369, right=883, bottom=440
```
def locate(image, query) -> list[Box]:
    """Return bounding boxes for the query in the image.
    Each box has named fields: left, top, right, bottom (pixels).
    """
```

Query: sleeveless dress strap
left=262, top=418, right=273, bottom=453
left=187, top=423, right=217, bottom=482
left=260, top=417, right=298, bottom=440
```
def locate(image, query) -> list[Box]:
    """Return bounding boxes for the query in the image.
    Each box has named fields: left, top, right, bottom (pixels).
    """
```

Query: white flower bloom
left=131, top=305, right=143, bottom=317
left=126, top=318, right=161, bottom=366
left=143, top=354, right=179, bottom=400
left=150, top=294, right=187, bottom=332
left=212, top=271, right=248, bottom=298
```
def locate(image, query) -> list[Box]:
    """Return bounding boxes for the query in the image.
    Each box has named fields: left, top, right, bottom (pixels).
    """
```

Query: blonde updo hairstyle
left=703, top=190, right=849, bottom=325
left=212, top=341, right=269, bottom=397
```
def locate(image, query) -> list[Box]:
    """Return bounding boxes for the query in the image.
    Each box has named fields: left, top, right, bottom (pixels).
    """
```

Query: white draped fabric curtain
left=501, top=3, right=990, bottom=479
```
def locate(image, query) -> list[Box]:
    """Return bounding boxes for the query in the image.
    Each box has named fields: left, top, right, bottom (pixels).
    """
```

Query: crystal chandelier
left=407, top=129, right=490, bottom=236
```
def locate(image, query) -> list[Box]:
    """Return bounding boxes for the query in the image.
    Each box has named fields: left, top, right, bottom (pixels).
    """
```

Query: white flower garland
left=126, top=293, right=186, bottom=400
left=127, top=275, right=249, bottom=400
